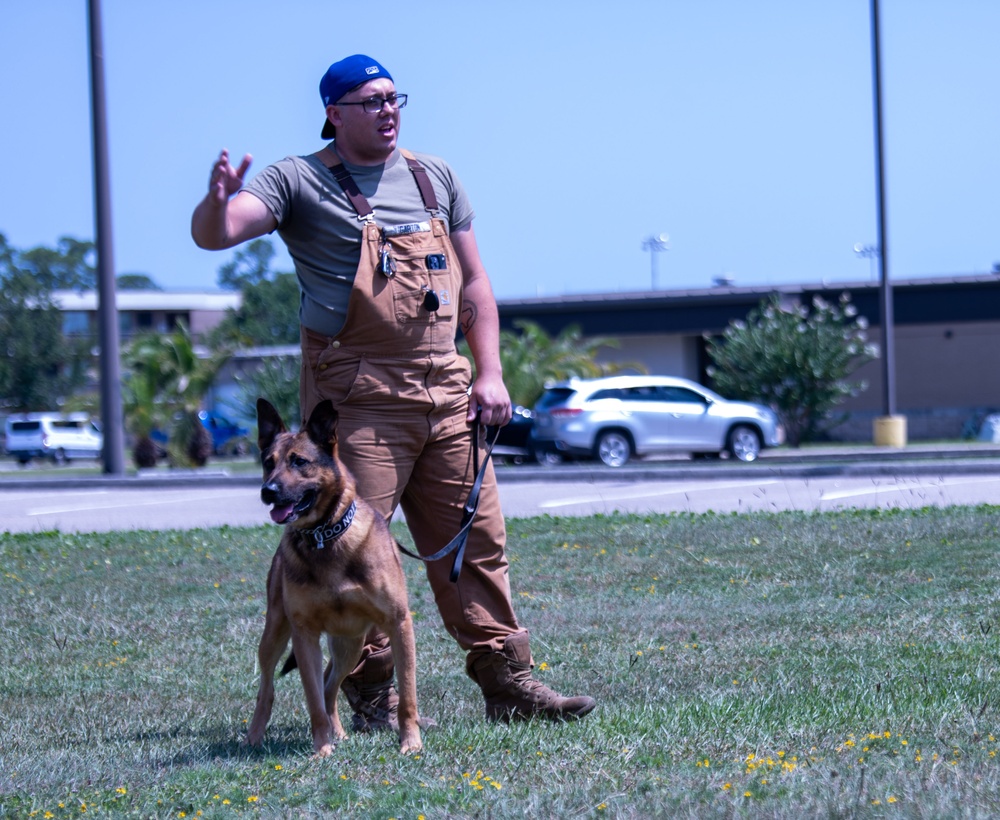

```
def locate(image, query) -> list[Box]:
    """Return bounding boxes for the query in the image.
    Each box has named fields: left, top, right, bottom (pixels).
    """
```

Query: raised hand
left=208, top=149, right=253, bottom=205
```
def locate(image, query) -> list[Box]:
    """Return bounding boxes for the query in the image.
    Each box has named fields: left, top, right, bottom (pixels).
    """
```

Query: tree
left=0, top=234, right=90, bottom=412
left=705, top=293, right=877, bottom=447
left=18, top=236, right=96, bottom=291
left=208, top=238, right=300, bottom=347
left=209, top=272, right=301, bottom=347
left=462, top=319, right=645, bottom=408
left=117, top=273, right=162, bottom=290
left=122, top=322, right=232, bottom=467
left=217, top=238, right=276, bottom=291
left=232, top=354, right=301, bottom=436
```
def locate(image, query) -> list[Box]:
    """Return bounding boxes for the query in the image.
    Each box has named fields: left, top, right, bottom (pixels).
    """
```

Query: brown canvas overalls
left=299, top=149, right=521, bottom=671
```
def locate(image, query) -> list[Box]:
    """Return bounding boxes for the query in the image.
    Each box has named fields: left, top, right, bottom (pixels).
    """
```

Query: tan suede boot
left=341, top=645, right=398, bottom=733
left=466, top=632, right=596, bottom=722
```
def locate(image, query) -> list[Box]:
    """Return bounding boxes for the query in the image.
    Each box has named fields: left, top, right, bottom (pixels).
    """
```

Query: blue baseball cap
left=319, top=54, right=393, bottom=139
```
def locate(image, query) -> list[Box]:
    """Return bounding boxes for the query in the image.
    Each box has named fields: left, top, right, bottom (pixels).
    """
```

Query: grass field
left=3, top=506, right=1000, bottom=818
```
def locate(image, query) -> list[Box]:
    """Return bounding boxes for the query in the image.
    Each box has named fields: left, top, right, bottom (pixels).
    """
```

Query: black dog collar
left=303, top=500, right=357, bottom=549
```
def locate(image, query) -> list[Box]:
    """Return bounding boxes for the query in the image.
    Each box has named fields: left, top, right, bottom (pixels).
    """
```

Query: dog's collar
left=302, top=500, right=357, bottom=549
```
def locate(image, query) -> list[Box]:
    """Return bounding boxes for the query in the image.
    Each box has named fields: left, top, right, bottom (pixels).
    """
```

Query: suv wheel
left=727, top=425, right=762, bottom=462
left=595, top=431, right=632, bottom=467
left=52, top=448, right=68, bottom=465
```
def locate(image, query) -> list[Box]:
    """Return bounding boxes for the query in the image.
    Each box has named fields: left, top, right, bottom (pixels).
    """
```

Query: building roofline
left=52, top=289, right=242, bottom=311
left=497, top=273, right=1000, bottom=310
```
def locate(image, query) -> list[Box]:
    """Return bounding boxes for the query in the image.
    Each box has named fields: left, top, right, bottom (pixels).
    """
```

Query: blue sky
left=2, top=1, right=997, bottom=300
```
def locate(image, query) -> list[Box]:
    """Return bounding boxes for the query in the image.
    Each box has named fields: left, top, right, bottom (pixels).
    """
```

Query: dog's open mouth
left=269, top=490, right=317, bottom=525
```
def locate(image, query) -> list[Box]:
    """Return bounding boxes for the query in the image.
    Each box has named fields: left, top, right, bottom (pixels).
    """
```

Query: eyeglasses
left=335, top=94, right=408, bottom=114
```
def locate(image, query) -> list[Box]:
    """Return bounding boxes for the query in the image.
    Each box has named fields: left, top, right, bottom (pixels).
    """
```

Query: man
left=192, top=54, right=595, bottom=727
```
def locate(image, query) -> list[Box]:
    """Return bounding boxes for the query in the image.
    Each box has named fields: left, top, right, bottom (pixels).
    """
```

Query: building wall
left=830, top=321, right=1000, bottom=440
left=556, top=321, right=1000, bottom=442
left=592, top=333, right=700, bottom=378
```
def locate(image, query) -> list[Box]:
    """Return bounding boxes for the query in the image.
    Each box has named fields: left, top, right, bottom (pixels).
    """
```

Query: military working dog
left=246, top=398, right=423, bottom=756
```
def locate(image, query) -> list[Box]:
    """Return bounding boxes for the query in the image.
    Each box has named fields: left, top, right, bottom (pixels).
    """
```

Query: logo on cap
left=365, top=66, right=380, bottom=75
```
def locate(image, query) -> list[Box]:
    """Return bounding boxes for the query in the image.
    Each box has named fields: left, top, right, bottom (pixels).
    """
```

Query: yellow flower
left=247, top=795, right=259, bottom=803
left=888, top=796, right=897, bottom=804
left=722, top=783, right=732, bottom=791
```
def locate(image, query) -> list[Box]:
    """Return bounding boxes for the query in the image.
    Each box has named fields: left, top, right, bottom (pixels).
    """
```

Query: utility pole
left=88, top=0, right=126, bottom=474
left=868, top=0, right=905, bottom=446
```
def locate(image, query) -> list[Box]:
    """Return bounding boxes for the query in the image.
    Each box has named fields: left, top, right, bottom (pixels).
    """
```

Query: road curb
left=3, top=450, right=1000, bottom=490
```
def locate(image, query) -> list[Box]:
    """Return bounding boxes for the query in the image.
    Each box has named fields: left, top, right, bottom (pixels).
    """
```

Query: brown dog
left=246, top=398, right=422, bottom=756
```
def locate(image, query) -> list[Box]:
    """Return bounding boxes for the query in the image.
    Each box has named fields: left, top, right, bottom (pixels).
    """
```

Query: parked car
left=531, top=375, right=784, bottom=467
left=491, top=405, right=535, bottom=464
left=4, top=412, right=103, bottom=464
left=151, top=410, right=250, bottom=457
left=198, top=410, right=251, bottom=455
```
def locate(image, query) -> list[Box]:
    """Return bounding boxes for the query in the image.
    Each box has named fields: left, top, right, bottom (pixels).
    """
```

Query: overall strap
left=317, top=146, right=374, bottom=220
left=399, top=148, right=440, bottom=214
left=317, top=147, right=439, bottom=220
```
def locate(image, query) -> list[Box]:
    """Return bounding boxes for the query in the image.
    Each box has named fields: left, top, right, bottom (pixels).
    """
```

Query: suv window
left=51, top=420, right=84, bottom=431
left=622, top=386, right=660, bottom=401
left=10, top=421, right=41, bottom=432
left=536, top=388, right=577, bottom=409
left=588, top=388, right=625, bottom=401
left=658, top=386, right=706, bottom=403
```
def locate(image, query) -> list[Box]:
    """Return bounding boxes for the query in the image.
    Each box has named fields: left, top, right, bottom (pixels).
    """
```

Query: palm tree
left=122, top=322, right=231, bottom=468
left=122, top=335, right=172, bottom=468
left=470, top=320, right=645, bottom=408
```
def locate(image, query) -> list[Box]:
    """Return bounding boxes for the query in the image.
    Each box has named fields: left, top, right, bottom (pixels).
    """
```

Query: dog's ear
left=305, top=400, right=339, bottom=457
left=256, top=398, right=286, bottom=454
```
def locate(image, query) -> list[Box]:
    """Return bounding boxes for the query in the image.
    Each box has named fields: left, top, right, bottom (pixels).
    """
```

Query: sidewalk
left=2, top=442, right=1000, bottom=489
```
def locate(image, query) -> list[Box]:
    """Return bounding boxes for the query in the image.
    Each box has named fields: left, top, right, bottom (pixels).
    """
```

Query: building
left=53, top=289, right=241, bottom=344
left=496, top=274, right=1000, bottom=441
left=50, top=274, right=1000, bottom=441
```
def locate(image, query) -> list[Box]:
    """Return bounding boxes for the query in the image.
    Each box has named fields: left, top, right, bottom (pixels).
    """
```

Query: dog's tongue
left=270, top=504, right=295, bottom=524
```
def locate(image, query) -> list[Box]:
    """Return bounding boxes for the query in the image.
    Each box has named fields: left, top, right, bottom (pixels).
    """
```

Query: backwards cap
left=319, top=54, right=393, bottom=139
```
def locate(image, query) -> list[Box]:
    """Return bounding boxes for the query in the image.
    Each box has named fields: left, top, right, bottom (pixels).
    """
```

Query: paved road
left=2, top=450, right=1000, bottom=534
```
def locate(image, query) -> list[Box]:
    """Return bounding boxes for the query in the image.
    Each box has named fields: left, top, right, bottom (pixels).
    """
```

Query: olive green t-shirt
left=243, top=147, right=475, bottom=336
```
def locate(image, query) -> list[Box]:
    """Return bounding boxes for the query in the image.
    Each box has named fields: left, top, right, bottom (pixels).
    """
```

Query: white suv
left=532, top=375, right=784, bottom=466
left=4, top=413, right=104, bottom=465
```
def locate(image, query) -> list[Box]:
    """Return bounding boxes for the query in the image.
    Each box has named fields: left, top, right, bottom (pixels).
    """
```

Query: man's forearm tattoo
left=460, top=300, right=478, bottom=336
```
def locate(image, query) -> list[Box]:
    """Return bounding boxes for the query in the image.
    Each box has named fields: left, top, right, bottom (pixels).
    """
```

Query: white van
left=4, top=413, right=104, bottom=464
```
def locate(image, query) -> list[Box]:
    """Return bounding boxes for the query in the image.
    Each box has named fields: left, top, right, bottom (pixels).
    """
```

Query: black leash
left=396, top=416, right=500, bottom=582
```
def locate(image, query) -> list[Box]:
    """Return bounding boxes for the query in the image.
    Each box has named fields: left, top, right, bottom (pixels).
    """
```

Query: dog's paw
left=400, top=737, right=423, bottom=755
left=399, top=727, right=423, bottom=755
left=312, top=742, right=336, bottom=759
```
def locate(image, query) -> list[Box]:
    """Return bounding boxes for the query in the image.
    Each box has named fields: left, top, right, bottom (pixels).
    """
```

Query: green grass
left=3, top=507, right=1000, bottom=818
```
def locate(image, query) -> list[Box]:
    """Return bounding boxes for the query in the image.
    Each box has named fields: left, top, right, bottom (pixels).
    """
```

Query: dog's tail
left=279, top=652, right=298, bottom=676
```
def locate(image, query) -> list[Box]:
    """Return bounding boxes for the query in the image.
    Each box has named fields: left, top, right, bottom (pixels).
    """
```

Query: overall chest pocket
left=386, top=241, right=457, bottom=325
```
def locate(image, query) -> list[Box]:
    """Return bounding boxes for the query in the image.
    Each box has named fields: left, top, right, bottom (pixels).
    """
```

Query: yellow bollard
left=873, top=415, right=907, bottom=447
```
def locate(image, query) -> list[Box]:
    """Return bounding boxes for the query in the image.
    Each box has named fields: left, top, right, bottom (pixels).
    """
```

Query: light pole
left=867, top=0, right=904, bottom=446
left=88, top=0, right=125, bottom=474
left=641, top=232, right=670, bottom=289
left=853, top=243, right=879, bottom=281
